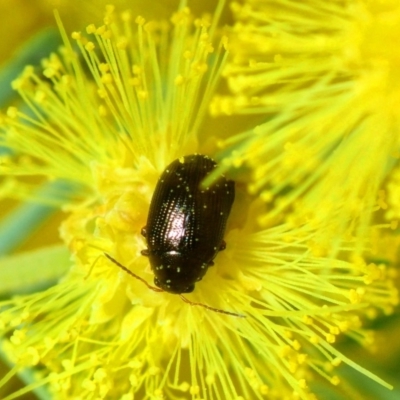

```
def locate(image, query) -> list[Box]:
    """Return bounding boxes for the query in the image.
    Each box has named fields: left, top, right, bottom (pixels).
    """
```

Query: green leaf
left=0, top=202, right=55, bottom=256
left=0, top=244, right=70, bottom=295
left=0, top=180, right=77, bottom=255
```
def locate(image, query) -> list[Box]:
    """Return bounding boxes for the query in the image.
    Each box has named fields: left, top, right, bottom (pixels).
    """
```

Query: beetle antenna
left=104, top=253, right=163, bottom=293
left=179, top=295, right=246, bottom=318
left=104, top=253, right=245, bottom=318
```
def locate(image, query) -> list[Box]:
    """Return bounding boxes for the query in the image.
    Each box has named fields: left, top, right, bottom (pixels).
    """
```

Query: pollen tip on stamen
left=86, top=24, right=96, bottom=34
left=121, top=10, right=132, bottom=22
left=85, top=41, right=96, bottom=51
left=135, top=15, right=145, bottom=25
left=6, top=107, right=18, bottom=118
left=71, top=31, right=81, bottom=40
left=330, top=376, right=340, bottom=386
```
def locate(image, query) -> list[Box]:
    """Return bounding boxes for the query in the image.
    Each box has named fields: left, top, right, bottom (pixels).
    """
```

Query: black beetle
left=141, top=154, right=235, bottom=294
left=104, top=154, right=243, bottom=317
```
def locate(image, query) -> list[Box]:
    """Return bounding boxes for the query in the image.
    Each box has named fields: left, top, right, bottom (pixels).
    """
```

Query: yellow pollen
left=190, top=385, right=200, bottom=395
left=326, top=334, right=336, bottom=344
left=96, top=25, right=106, bottom=35
left=178, top=382, right=190, bottom=391
left=135, top=15, right=145, bottom=25
left=6, top=107, right=18, bottom=118
left=71, top=31, right=81, bottom=40
left=86, top=24, right=96, bottom=34
left=330, top=376, right=340, bottom=386
left=85, top=41, right=95, bottom=51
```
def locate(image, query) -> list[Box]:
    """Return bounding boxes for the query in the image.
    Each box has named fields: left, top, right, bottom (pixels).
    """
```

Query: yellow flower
left=214, top=0, right=400, bottom=250
left=0, top=2, right=398, bottom=400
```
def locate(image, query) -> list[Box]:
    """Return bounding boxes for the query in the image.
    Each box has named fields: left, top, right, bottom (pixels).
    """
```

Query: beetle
left=141, top=154, right=235, bottom=294
left=105, top=154, right=243, bottom=317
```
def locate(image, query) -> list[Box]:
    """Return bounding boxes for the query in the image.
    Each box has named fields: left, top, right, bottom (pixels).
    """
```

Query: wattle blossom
left=0, top=1, right=398, bottom=399
left=214, top=0, right=400, bottom=254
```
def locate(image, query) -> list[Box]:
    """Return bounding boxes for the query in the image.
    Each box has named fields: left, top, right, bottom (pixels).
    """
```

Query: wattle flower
left=0, top=2, right=398, bottom=399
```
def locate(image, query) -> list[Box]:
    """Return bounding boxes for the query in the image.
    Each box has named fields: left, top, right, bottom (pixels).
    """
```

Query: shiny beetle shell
left=142, top=154, right=235, bottom=294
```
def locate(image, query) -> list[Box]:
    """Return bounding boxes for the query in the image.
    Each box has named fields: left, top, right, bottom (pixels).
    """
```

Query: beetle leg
left=141, top=227, right=149, bottom=256
left=208, top=260, right=214, bottom=267
left=219, top=240, right=226, bottom=251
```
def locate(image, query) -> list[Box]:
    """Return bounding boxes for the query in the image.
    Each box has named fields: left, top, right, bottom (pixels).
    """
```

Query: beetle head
left=105, top=252, right=245, bottom=318
left=154, top=277, right=195, bottom=294
left=149, top=251, right=207, bottom=294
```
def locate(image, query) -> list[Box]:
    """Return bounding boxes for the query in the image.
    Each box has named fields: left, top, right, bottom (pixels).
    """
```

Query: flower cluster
left=0, top=1, right=398, bottom=399
left=214, top=0, right=400, bottom=249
